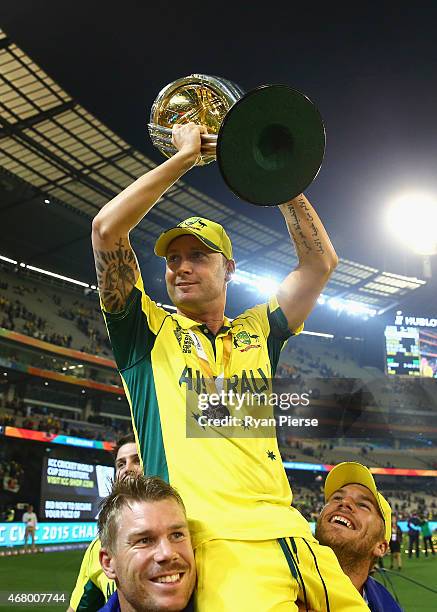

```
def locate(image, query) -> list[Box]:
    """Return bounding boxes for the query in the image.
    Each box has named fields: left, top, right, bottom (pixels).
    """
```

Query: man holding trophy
left=92, top=76, right=368, bottom=610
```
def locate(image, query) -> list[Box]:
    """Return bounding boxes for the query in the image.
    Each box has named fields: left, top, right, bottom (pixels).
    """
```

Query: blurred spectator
left=389, top=517, right=403, bottom=570
left=421, top=518, right=435, bottom=557
left=407, top=512, right=422, bottom=558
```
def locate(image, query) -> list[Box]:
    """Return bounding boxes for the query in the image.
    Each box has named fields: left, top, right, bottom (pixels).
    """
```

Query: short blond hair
left=98, top=474, right=186, bottom=552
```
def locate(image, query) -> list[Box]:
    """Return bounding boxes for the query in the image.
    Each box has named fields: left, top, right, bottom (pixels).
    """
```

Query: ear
left=225, top=260, right=236, bottom=283
left=372, top=540, right=389, bottom=559
left=99, top=547, right=117, bottom=580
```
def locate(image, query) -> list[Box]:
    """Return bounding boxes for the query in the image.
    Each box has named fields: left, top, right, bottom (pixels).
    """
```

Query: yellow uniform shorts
left=194, top=536, right=369, bottom=611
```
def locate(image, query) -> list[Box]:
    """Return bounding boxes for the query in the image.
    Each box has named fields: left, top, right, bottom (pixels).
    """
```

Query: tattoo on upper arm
left=94, top=238, right=138, bottom=312
left=285, top=197, right=325, bottom=256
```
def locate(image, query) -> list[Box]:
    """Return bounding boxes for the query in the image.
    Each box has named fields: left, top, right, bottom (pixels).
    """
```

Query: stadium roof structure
left=0, top=28, right=426, bottom=314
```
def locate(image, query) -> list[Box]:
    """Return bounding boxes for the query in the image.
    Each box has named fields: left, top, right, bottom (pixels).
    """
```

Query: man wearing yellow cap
left=91, top=124, right=367, bottom=610
left=315, top=462, right=403, bottom=611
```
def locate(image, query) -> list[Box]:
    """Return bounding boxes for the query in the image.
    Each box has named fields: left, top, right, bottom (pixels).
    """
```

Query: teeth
left=156, top=574, right=180, bottom=583
left=331, top=515, right=353, bottom=529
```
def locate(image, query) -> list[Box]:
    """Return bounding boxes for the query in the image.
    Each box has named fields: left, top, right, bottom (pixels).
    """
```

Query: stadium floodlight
left=302, top=330, right=334, bottom=338
left=386, top=192, right=437, bottom=255
left=0, top=254, right=96, bottom=288
left=0, top=255, right=17, bottom=264
left=26, top=264, right=90, bottom=288
left=328, top=297, right=376, bottom=318
left=232, top=270, right=280, bottom=296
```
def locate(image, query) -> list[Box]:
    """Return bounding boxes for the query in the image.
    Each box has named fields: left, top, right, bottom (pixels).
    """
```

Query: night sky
left=2, top=1, right=437, bottom=275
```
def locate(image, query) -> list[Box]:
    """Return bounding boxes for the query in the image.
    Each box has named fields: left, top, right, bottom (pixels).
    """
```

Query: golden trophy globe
left=148, top=74, right=325, bottom=206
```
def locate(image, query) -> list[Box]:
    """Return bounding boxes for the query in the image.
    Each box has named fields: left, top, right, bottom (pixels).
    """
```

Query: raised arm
left=91, top=124, right=206, bottom=312
left=276, top=194, right=338, bottom=331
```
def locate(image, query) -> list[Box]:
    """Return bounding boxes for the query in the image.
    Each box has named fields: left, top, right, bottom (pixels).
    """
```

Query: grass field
left=374, top=554, right=437, bottom=611
left=0, top=548, right=83, bottom=611
left=0, top=547, right=436, bottom=611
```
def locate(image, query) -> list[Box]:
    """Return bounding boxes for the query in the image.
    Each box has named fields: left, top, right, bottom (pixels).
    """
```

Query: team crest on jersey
left=233, top=331, right=261, bottom=352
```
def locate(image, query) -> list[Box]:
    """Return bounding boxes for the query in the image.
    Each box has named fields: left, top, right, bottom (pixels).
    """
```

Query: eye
left=138, top=537, right=153, bottom=545
left=192, top=251, right=206, bottom=259
left=167, top=254, right=178, bottom=264
left=358, top=503, right=371, bottom=510
left=171, top=532, right=185, bottom=541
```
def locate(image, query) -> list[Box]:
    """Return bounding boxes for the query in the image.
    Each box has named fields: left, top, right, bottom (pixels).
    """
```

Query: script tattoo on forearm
left=94, top=238, right=138, bottom=312
left=285, top=197, right=325, bottom=256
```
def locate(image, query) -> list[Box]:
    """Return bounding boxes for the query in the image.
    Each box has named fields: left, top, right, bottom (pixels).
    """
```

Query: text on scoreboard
left=40, top=457, right=114, bottom=520
left=0, top=522, right=97, bottom=547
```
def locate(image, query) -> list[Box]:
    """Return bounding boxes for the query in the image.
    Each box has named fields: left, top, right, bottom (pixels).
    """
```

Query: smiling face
left=115, top=442, right=141, bottom=480
left=165, top=234, right=234, bottom=314
left=103, top=499, right=196, bottom=612
left=315, top=483, right=387, bottom=563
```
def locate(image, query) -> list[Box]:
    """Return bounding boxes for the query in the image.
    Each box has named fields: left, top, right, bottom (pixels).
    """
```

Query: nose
left=176, top=256, right=193, bottom=275
left=153, top=538, right=179, bottom=563
left=125, top=459, right=136, bottom=474
left=338, top=496, right=355, bottom=511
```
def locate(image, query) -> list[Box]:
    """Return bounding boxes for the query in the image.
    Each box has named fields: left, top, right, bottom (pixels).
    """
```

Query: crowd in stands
left=278, top=344, right=344, bottom=379
left=291, top=480, right=437, bottom=523
left=0, top=397, right=128, bottom=443
left=0, top=457, right=23, bottom=494
left=376, top=376, right=436, bottom=412
left=1, top=346, right=121, bottom=388
left=384, top=489, right=437, bottom=521
left=56, top=296, right=112, bottom=355
left=0, top=291, right=73, bottom=348
left=0, top=278, right=111, bottom=357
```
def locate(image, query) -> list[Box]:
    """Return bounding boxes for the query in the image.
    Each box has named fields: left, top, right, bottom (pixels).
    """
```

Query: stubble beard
left=315, top=522, right=373, bottom=574
left=168, top=281, right=224, bottom=313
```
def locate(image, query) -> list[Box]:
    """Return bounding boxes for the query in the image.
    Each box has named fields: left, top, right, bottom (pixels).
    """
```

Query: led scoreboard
left=40, top=456, right=114, bottom=520
left=385, top=313, right=437, bottom=377
left=384, top=326, right=420, bottom=375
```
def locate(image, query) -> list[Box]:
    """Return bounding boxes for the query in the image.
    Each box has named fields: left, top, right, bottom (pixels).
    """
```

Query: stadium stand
left=0, top=262, right=133, bottom=443
left=279, top=332, right=376, bottom=379
left=0, top=264, right=109, bottom=355
left=1, top=262, right=437, bottom=459
left=289, top=481, right=437, bottom=522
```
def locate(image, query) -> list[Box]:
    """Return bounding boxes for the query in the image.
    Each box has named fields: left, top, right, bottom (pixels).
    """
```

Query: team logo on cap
left=180, top=217, right=207, bottom=230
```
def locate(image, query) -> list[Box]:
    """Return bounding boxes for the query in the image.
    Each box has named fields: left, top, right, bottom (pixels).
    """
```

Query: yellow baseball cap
left=324, top=462, right=392, bottom=542
left=154, top=217, right=233, bottom=260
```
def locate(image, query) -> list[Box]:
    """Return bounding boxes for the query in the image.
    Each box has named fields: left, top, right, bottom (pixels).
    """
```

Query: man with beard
left=98, top=474, right=196, bottom=612
left=315, top=462, right=403, bottom=612
left=69, top=433, right=142, bottom=611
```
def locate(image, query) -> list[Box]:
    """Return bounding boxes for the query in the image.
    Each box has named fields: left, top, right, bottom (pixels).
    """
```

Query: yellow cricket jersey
left=102, top=274, right=312, bottom=548
left=69, top=538, right=115, bottom=611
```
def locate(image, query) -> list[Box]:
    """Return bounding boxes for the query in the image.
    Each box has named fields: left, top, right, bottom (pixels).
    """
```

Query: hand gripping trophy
left=148, top=74, right=326, bottom=205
